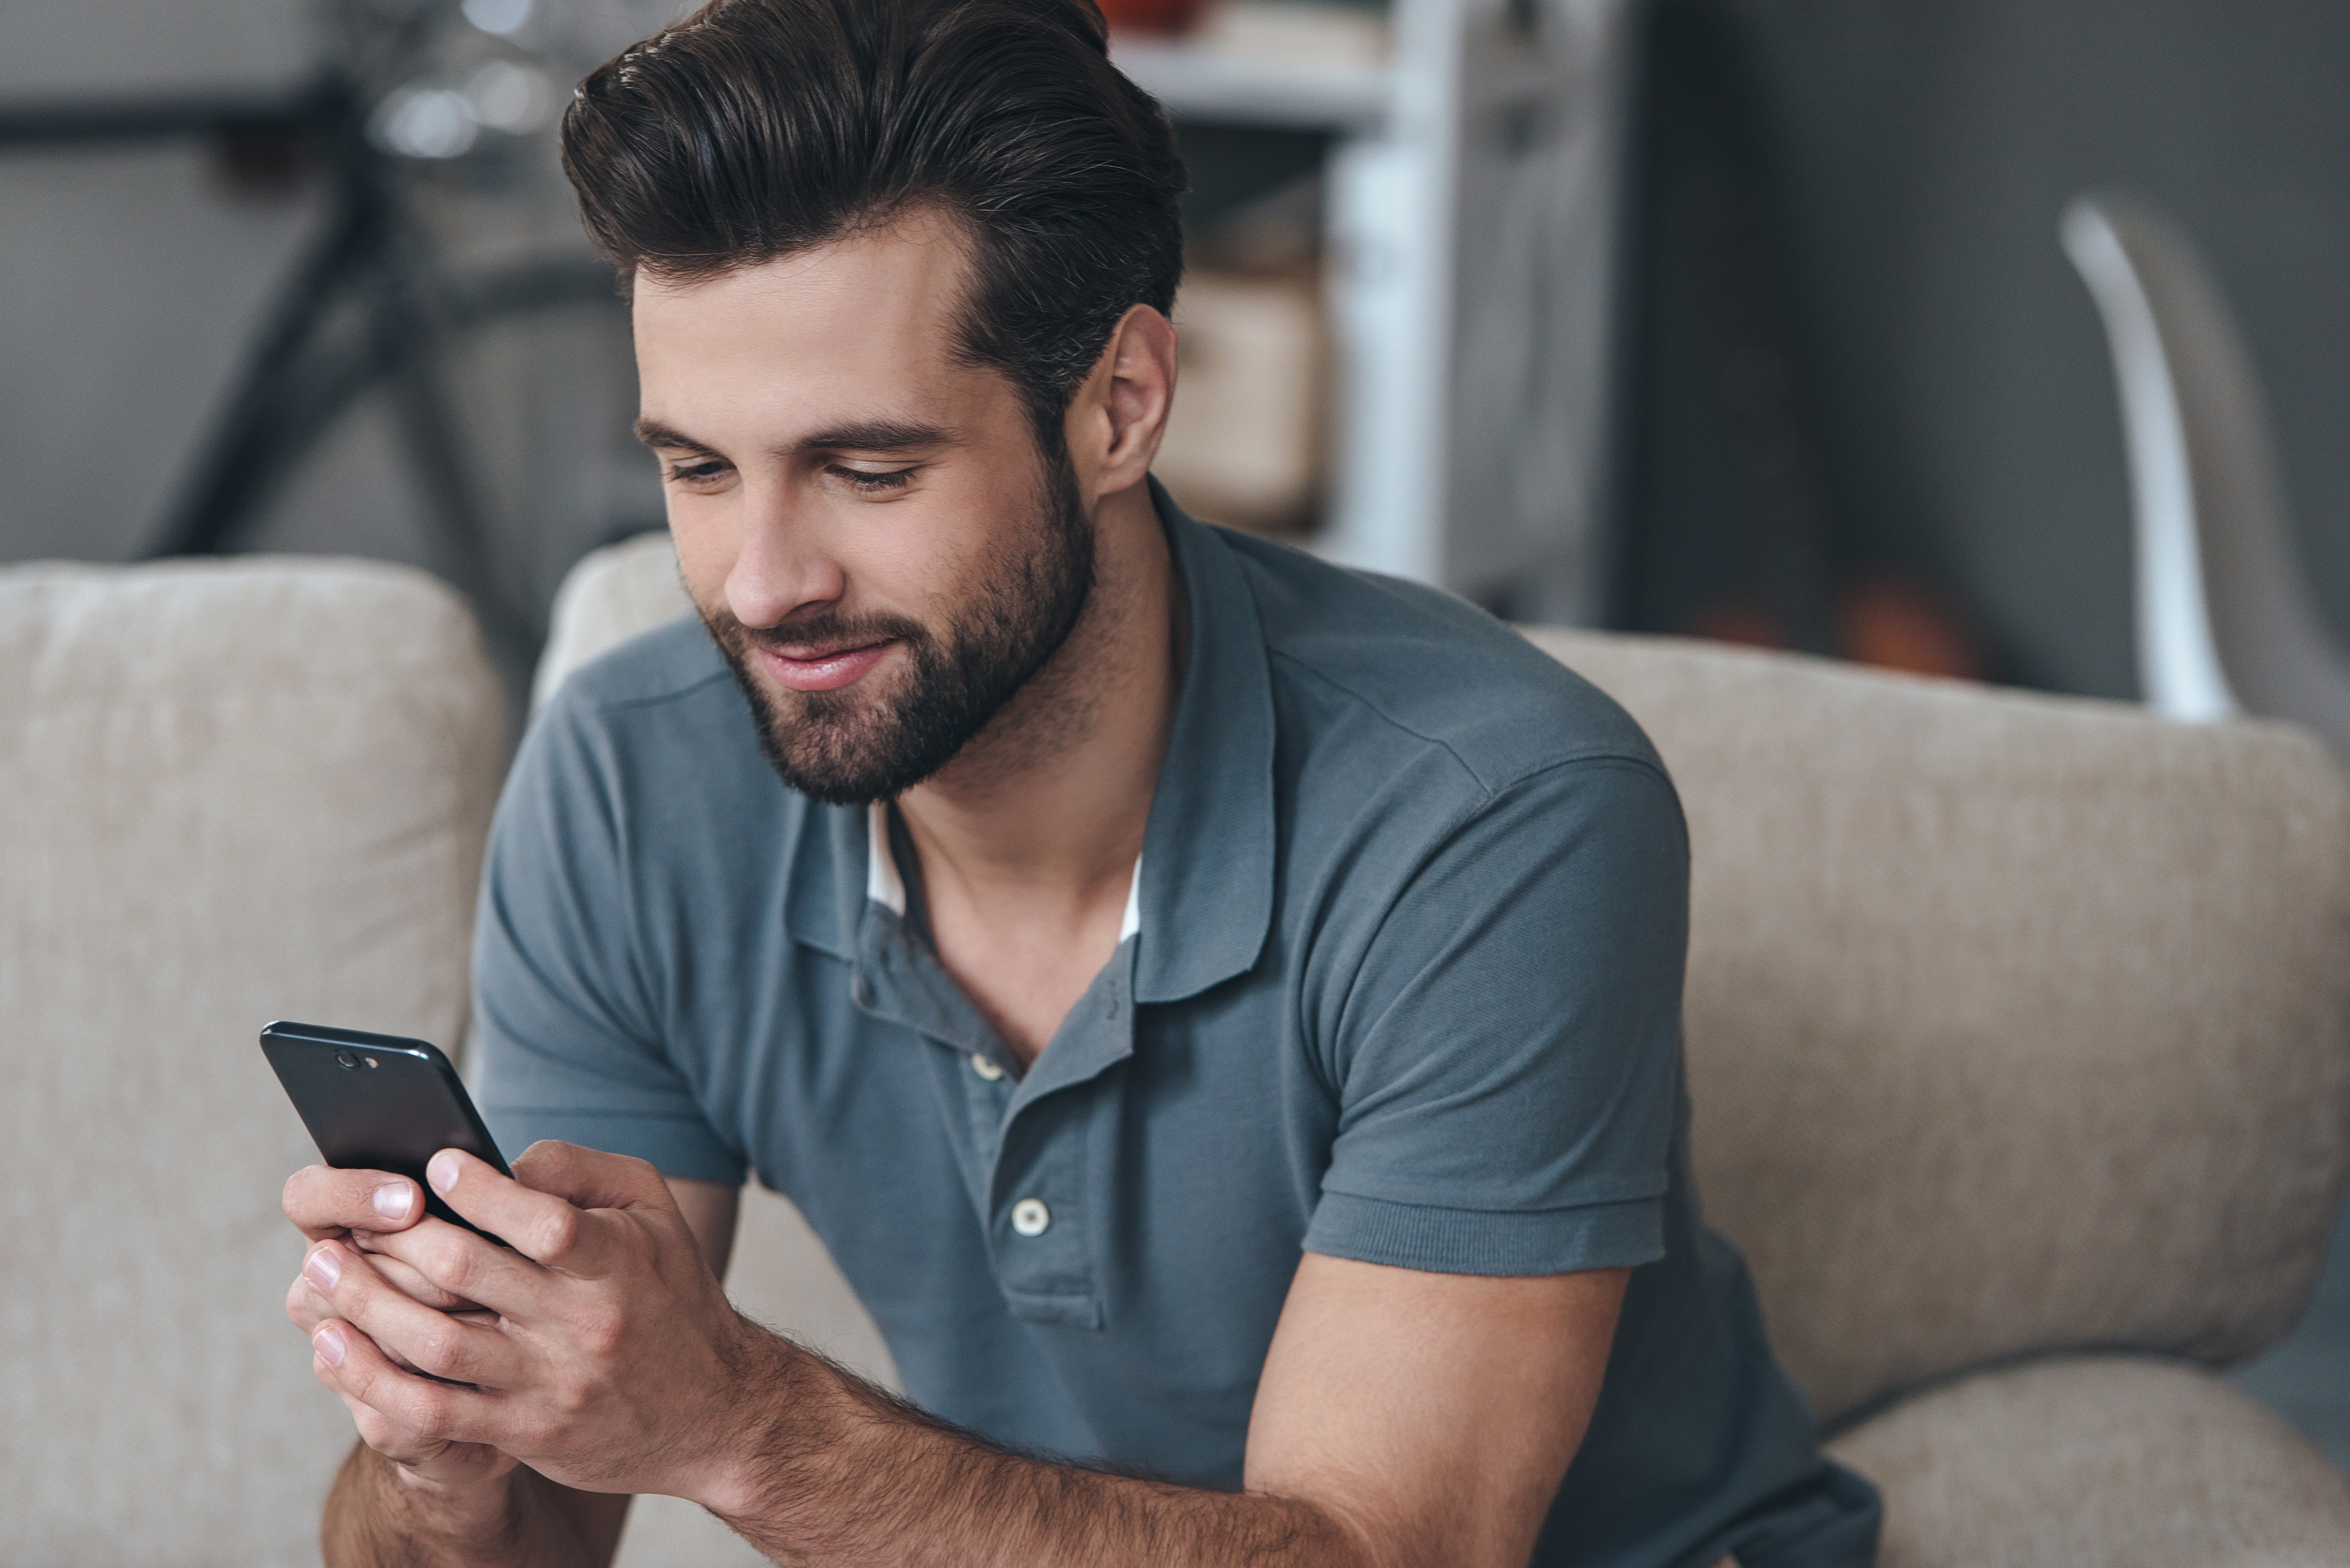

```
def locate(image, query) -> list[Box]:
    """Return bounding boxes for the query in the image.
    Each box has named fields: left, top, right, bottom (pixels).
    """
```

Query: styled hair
left=561, top=0, right=1187, bottom=436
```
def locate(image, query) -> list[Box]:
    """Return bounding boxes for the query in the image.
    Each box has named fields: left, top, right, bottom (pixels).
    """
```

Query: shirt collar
left=1130, top=482, right=1277, bottom=1002
left=864, top=800, right=1144, bottom=946
left=799, top=481, right=1276, bottom=999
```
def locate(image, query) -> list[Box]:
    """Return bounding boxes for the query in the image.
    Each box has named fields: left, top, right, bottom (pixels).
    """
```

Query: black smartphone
left=261, top=1020, right=513, bottom=1242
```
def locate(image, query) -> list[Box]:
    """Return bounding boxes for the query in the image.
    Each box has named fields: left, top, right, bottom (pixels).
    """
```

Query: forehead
left=631, top=211, right=984, bottom=428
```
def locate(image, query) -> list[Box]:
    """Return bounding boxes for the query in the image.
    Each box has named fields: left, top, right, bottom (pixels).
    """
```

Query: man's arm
left=286, top=1161, right=741, bottom=1568
left=708, top=1252, right=1624, bottom=1568
left=297, top=1144, right=1623, bottom=1568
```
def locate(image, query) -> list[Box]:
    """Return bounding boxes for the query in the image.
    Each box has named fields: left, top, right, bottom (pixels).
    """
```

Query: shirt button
left=1011, top=1198, right=1051, bottom=1236
left=970, top=1052, right=1004, bottom=1081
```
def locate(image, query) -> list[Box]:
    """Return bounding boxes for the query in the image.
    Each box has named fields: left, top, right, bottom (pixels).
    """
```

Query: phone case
left=260, top=1021, right=513, bottom=1240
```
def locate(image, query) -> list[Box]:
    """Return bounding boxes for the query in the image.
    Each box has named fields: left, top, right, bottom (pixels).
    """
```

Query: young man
left=281, top=1, right=1879, bottom=1563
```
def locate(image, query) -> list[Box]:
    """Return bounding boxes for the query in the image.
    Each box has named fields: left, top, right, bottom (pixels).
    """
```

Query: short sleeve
left=1302, top=757, right=1688, bottom=1276
left=468, top=694, right=748, bottom=1187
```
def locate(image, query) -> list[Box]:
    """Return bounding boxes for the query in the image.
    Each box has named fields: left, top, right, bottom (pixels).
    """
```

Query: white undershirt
left=866, top=801, right=1141, bottom=942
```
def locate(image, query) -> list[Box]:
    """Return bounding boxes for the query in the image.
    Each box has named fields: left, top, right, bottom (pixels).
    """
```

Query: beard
left=700, top=442, right=1096, bottom=807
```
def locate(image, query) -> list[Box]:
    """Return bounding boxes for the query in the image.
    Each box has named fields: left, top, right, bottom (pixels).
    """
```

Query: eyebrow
left=632, top=417, right=720, bottom=456
left=632, top=416, right=960, bottom=458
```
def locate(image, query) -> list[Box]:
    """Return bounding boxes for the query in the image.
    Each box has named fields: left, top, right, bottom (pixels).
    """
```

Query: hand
left=293, top=1140, right=778, bottom=1504
left=283, top=1162, right=519, bottom=1494
left=283, top=1161, right=485, bottom=1314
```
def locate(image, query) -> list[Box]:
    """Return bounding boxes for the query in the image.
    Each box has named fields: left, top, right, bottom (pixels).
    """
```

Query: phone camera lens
left=335, top=1051, right=359, bottom=1070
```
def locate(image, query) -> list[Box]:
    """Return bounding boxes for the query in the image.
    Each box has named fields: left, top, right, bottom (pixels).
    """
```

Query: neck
left=895, top=480, right=1183, bottom=911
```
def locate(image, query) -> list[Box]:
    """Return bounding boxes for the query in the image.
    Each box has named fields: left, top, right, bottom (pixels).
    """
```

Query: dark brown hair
left=561, top=0, right=1187, bottom=438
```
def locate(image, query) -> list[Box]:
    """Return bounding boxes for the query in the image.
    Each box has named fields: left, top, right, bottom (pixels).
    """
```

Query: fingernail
left=305, top=1246, right=340, bottom=1292
left=427, top=1152, right=459, bottom=1194
left=314, top=1323, right=346, bottom=1367
left=372, top=1183, right=414, bottom=1222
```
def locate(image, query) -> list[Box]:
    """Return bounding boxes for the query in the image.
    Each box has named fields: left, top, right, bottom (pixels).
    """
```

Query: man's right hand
left=281, top=1164, right=523, bottom=1498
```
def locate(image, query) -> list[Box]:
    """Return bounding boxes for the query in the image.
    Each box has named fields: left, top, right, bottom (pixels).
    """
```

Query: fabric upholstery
left=1, top=559, right=507, bottom=1566
left=1523, top=628, right=2350, bottom=1422
left=1826, top=1356, right=2350, bottom=1567
left=532, top=530, right=694, bottom=713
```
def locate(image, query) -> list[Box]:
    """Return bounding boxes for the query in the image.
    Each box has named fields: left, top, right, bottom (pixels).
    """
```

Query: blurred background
left=8, top=0, right=2348, bottom=695
left=4, top=0, right=2348, bottom=1461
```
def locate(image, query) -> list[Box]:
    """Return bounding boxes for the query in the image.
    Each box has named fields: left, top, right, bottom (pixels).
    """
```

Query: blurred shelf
left=1111, top=39, right=1390, bottom=132
left=1118, top=0, right=1628, bottom=622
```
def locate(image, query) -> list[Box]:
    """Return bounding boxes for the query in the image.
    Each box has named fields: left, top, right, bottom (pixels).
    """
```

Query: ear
left=1065, top=303, right=1178, bottom=503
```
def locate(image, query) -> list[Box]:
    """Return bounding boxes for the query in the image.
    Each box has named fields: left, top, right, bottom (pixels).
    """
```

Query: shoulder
left=491, top=614, right=845, bottom=952
left=1216, top=529, right=1669, bottom=800
left=508, top=615, right=785, bottom=841
left=527, top=617, right=764, bottom=782
left=545, top=614, right=737, bottom=717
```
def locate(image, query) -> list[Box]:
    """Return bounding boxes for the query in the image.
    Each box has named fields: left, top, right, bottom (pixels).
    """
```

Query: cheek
left=664, top=501, right=737, bottom=611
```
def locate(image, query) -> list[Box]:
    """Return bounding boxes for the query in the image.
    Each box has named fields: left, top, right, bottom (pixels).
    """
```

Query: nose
left=724, top=482, right=848, bottom=630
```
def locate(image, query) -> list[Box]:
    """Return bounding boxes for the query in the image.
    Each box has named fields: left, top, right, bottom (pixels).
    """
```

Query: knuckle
left=549, top=1372, right=593, bottom=1419
left=282, top=1165, right=330, bottom=1224
left=424, top=1232, right=479, bottom=1293
left=533, top=1207, right=580, bottom=1260
left=351, top=1407, right=402, bottom=1452
left=408, top=1396, right=455, bottom=1446
left=413, top=1324, right=465, bottom=1379
left=513, top=1140, right=570, bottom=1182
left=578, top=1309, right=625, bottom=1359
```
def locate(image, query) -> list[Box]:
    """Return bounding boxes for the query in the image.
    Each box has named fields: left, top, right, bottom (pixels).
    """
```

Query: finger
left=302, top=1240, right=509, bottom=1388
left=291, top=1283, right=428, bottom=1375
left=427, top=1147, right=654, bottom=1277
left=508, top=1141, right=679, bottom=1216
left=347, top=1237, right=487, bottom=1314
left=292, top=1274, right=456, bottom=1387
left=309, top=1315, right=499, bottom=1456
left=288, top=1272, right=328, bottom=1335
left=283, top=1164, right=426, bottom=1242
left=365, top=1215, right=545, bottom=1318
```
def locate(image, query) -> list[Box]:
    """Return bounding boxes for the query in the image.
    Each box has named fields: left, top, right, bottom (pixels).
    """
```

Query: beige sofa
left=1, top=559, right=506, bottom=1565
left=7, top=538, right=2350, bottom=1565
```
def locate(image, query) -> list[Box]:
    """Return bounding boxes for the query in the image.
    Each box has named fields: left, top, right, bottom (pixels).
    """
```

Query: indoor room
left=4, top=0, right=2348, bottom=1564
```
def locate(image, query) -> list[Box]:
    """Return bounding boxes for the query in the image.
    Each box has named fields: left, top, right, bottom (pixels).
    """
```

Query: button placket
left=965, top=923, right=1138, bottom=1329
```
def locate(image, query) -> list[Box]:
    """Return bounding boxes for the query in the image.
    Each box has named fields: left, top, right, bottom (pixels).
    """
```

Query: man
left=282, top=0, right=1880, bottom=1563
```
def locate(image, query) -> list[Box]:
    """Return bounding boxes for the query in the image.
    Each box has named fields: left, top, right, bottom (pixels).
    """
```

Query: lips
left=756, top=639, right=897, bottom=693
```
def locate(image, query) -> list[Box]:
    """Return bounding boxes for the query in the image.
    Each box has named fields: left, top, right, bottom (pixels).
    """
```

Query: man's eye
left=835, top=464, right=917, bottom=492
left=667, top=459, right=731, bottom=485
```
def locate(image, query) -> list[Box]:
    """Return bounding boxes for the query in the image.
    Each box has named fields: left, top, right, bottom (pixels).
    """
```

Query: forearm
left=709, top=1338, right=1368, bottom=1568
left=322, top=1443, right=602, bottom=1568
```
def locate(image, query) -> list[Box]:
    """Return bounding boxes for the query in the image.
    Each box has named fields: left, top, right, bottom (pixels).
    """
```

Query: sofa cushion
left=1827, top=1356, right=2350, bottom=1568
left=1528, top=628, right=2350, bottom=1422
left=0, top=558, right=506, bottom=1566
left=533, top=530, right=693, bottom=712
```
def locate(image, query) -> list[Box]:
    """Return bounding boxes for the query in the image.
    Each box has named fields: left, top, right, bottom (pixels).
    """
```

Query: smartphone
left=261, top=1021, right=513, bottom=1242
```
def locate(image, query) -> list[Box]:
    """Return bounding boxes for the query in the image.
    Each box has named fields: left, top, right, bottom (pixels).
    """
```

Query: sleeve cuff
left=1303, top=1190, right=1665, bottom=1276
left=483, top=1107, right=747, bottom=1188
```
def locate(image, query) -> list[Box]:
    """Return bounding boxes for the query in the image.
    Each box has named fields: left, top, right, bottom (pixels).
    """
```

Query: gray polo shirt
left=474, top=492, right=1879, bottom=1568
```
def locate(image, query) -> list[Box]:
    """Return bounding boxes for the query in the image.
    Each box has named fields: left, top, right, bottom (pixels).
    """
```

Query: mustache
left=704, top=607, right=934, bottom=656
